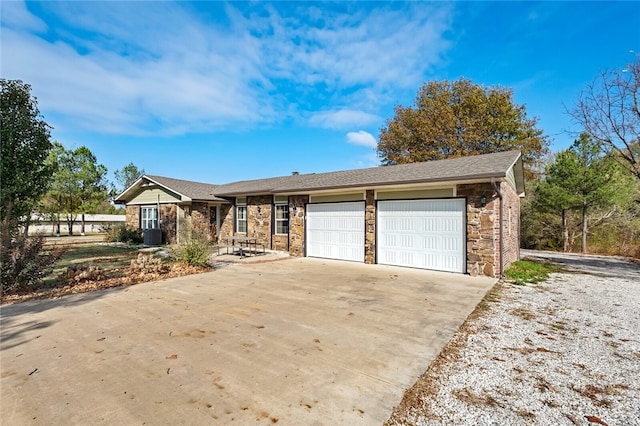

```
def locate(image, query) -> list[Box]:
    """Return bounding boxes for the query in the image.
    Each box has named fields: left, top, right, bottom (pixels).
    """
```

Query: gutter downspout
left=491, top=178, right=504, bottom=278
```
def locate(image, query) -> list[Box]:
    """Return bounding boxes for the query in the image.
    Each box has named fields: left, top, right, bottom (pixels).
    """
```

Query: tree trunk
left=81, top=213, right=86, bottom=236
left=581, top=201, right=588, bottom=254
left=562, top=209, right=569, bottom=252
left=66, top=215, right=76, bottom=235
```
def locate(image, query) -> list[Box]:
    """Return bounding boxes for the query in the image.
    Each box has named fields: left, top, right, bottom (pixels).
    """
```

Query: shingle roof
left=140, top=175, right=227, bottom=202
left=117, top=150, right=524, bottom=203
left=214, top=150, right=523, bottom=196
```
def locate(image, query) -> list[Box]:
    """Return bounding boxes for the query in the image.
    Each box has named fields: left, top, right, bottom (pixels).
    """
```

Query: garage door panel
left=307, top=202, right=365, bottom=262
left=378, top=199, right=465, bottom=273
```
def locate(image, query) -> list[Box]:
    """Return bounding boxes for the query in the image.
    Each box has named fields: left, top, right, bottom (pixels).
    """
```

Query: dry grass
left=1, top=238, right=209, bottom=305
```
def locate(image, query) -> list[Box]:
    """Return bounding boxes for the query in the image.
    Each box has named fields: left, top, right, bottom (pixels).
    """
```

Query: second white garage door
left=306, top=202, right=365, bottom=262
left=377, top=199, right=466, bottom=273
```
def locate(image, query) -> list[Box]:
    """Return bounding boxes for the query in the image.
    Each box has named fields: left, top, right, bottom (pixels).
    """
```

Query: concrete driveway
left=1, top=258, right=496, bottom=425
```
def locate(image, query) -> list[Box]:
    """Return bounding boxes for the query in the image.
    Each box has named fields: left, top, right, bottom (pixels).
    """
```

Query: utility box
left=144, top=228, right=162, bottom=246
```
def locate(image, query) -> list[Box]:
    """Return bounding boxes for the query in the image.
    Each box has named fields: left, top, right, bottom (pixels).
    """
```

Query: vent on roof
left=292, top=171, right=299, bottom=176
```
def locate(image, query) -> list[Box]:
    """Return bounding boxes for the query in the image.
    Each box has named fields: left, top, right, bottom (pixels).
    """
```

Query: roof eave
left=214, top=172, right=511, bottom=197
left=115, top=175, right=193, bottom=203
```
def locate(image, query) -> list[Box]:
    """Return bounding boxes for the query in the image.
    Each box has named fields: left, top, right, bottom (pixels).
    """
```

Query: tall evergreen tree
left=535, top=133, right=631, bottom=253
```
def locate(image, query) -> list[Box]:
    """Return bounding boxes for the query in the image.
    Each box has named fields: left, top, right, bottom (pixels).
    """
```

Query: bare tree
left=571, top=54, right=640, bottom=180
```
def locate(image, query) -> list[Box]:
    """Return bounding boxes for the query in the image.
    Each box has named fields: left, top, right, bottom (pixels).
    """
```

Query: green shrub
left=104, top=225, right=143, bottom=244
left=173, top=218, right=214, bottom=268
left=173, top=239, right=212, bottom=268
left=504, top=260, right=559, bottom=285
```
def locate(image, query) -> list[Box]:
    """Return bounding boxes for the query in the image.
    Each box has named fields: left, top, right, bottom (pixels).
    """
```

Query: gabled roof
left=215, top=150, right=525, bottom=196
left=115, top=150, right=525, bottom=203
left=115, top=175, right=227, bottom=203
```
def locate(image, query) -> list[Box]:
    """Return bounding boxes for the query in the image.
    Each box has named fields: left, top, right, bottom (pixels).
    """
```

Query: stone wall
left=272, top=234, right=288, bottom=251
left=458, top=183, right=498, bottom=277
left=248, top=195, right=272, bottom=248
left=125, top=205, right=139, bottom=229
left=190, top=202, right=211, bottom=241
left=217, top=197, right=291, bottom=251
left=365, top=190, right=376, bottom=264
left=288, top=195, right=309, bottom=257
left=458, top=182, right=522, bottom=277
left=159, top=204, right=177, bottom=244
left=219, top=204, right=233, bottom=240
left=125, top=204, right=177, bottom=244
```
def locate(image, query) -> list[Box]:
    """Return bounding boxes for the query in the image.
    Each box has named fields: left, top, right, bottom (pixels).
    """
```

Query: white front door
left=377, top=199, right=466, bottom=273
left=306, top=202, right=365, bottom=262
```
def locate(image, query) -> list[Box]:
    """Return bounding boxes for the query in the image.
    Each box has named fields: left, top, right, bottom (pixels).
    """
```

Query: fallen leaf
left=564, top=413, right=580, bottom=425
left=165, top=354, right=178, bottom=359
left=585, top=415, right=609, bottom=426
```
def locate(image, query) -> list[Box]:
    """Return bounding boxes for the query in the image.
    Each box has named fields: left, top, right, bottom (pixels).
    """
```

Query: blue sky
left=2, top=1, right=639, bottom=186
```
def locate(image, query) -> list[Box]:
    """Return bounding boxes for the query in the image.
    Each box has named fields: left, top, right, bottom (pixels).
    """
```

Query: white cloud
left=0, top=2, right=454, bottom=136
left=310, top=109, right=380, bottom=130
left=0, top=1, right=47, bottom=32
left=346, top=130, right=377, bottom=148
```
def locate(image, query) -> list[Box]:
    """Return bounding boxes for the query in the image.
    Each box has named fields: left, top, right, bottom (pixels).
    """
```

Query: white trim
left=274, top=203, right=289, bottom=235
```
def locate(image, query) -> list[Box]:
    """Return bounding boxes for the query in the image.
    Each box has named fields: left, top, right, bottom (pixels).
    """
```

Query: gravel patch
left=386, top=252, right=640, bottom=426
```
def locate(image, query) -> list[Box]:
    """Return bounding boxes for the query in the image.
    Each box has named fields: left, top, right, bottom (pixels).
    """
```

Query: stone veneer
left=125, top=183, right=519, bottom=278
left=365, top=190, right=376, bottom=264
left=219, top=204, right=233, bottom=241
left=458, top=182, right=520, bottom=277
left=159, top=204, right=177, bottom=244
left=125, top=205, right=139, bottom=229
left=190, top=202, right=211, bottom=240
left=288, top=195, right=309, bottom=257
left=247, top=195, right=273, bottom=247
left=125, top=204, right=176, bottom=244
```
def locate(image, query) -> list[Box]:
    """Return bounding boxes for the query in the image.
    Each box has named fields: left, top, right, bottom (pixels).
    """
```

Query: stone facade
left=364, top=190, right=376, bottom=264
left=219, top=204, right=233, bottom=241
left=458, top=183, right=498, bottom=277
left=125, top=204, right=177, bottom=244
left=125, top=182, right=520, bottom=278
left=190, top=202, right=211, bottom=241
left=247, top=196, right=273, bottom=248
left=288, top=195, right=309, bottom=257
left=458, top=182, right=521, bottom=277
left=125, top=205, right=139, bottom=229
left=159, top=204, right=177, bottom=244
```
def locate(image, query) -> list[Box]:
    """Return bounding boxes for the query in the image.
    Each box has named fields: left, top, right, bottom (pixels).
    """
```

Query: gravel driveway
left=387, top=251, right=640, bottom=426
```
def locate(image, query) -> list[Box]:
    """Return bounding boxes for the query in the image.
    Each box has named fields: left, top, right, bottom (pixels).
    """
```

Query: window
left=236, top=205, right=247, bottom=233
left=275, top=204, right=289, bottom=234
left=141, top=206, right=158, bottom=229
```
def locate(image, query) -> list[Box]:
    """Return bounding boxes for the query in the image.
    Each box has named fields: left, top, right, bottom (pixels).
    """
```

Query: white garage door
left=306, top=202, right=365, bottom=262
left=377, top=199, right=465, bottom=273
